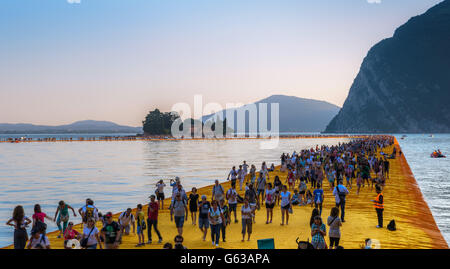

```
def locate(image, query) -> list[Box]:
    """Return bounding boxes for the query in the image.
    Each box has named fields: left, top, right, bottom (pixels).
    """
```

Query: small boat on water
left=431, top=150, right=446, bottom=158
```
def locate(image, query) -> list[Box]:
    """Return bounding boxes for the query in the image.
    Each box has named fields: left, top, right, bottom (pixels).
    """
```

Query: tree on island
left=143, top=109, right=234, bottom=137
left=142, top=109, right=180, bottom=135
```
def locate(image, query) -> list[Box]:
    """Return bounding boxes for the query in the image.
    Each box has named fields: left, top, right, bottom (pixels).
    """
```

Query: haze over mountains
left=1, top=95, right=340, bottom=134
left=203, top=95, right=340, bottom=133
left=0, top=120, right=142, bottom=134
left=325, top=0, right=450, bottom=133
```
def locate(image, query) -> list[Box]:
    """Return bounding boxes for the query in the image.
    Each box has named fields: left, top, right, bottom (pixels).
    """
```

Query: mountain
left=325, top=0, right=450, bottom=133
left=0, top=120, right=142, bottom=134
left=203, top=95, right=340, bottom=133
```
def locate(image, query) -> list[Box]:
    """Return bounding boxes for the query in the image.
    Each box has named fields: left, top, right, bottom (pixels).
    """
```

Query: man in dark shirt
left=101, top=212, right=121, bottom=249
left=198, top=195, right=210, bottom=241
left=245, top=184, right=258, bottom=223
left=383, top=158, right=390, bottom=179
left=372, top=185, right=384, bottom=228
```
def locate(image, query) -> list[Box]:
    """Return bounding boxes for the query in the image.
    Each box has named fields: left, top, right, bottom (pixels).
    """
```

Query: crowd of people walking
left=6, top=136, right=394, bottom=249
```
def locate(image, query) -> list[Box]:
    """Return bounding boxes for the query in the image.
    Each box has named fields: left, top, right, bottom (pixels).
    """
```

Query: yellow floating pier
left=3, top=137, right=448, bottom=249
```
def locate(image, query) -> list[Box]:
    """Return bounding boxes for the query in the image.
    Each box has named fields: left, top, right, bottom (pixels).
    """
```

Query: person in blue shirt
left=291, top=190, right=301, bottom=205
left=313, top=183, right=324, bottom=215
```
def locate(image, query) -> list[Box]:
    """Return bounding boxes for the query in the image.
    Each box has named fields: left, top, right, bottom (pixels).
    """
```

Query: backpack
left=213, top=184, right=224, bottom=195
left=387, top=220, right=396, bottom=231
left=33, top=220, right=47, bottom=234
left=335, top=186, right=346, bottom=204
left=85, top=206, right=95, bottom=221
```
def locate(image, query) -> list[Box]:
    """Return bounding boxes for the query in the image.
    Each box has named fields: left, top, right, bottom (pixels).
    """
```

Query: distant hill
left=0, top=120, right=142, bottom=134
left=325, top=0, right=450, bottom=133
left=203, top=95, right=340, bottom=133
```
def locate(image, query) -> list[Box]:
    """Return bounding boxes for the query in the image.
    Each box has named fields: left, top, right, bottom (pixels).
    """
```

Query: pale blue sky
left=0, top=0, right=443, bottom=126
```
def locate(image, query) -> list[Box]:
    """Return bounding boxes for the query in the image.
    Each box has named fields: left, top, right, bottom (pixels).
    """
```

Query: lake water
left=1, top=134, right=449, bottom=248
left=0, top=136, right=350, bottom=247
left=396, top=134, right=450, bottom=245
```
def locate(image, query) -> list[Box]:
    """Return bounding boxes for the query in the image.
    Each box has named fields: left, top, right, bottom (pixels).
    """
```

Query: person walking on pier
left=332, top=180, right=349, bottom=222
left=327, top=207, right=342, bottom=249
left=135, top=204, right=146, bottom=247
left=249, top=164, right=256, bottom=188
left=79, top=199, right=99, bottom=229
left=189, top=187, right=199, bottom=225
left=372, top=185, right=384, bottom=228
left=101, top=212, right=121, bottom=249
left=265, top=183, right=276, bottom=224
left=227, top=166, right=238, bottom=187
left=54, top=201, right=77, bottom=239
left=208, top=200, right=225, bottom=247
left=237, top=165, right=245, bottom=191
left=256, top=172, right=266, bottom=205
left=241, top=198, right=253, bottom=241
left=212, top=180, right=225, bottom=202
left=147, top=195, right=163, bottom=244
left=280, top=185, right=291, bottom=226
left=118, top=208, right=135, bottom=237
left=198, top=195, right=210, bottom=240
left=311, top=216, right=327, bottom=249
left=245, top=183, right=258, bottom=223
left=219, top=199, right=230, bottom=242
left=242, top=161, right=249, bottom=183
left=313, top=183, right=324, bottom=215
left=170, top=193, right=188, bottom=236
left=226, top=184, right=238, bottom=223
left=32, top=204, right=53, bottom=230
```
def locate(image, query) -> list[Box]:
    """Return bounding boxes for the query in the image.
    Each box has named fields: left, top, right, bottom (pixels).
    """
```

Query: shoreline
left=2, top=135, right=447, bottom=249
left=0, top=134, right=367, bottom=143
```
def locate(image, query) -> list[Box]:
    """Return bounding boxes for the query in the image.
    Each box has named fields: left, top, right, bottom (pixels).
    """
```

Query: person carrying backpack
left=118, top=208, right=135, bottom=237
left=332, top=180, right=349, bottom=222
left=226, top=184, right=238, bottom=223
left=170, top=193, right=188, bottom=236
left=32, top=204, right=53, bottom=232
left=135, top=204, right=146, bottom=247
left=372, top=185, right=384, bottom=228
left=78, top=199, right=98, bottom=228
left=208, top=200, right=225, bottom=247
left=219, top=199, right=230, bottom=242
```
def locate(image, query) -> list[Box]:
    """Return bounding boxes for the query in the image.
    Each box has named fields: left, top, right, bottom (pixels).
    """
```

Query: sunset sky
left=0, top=0, right=443, bottom=126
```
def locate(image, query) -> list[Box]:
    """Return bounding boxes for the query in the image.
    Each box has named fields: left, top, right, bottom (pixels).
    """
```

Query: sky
left=0, top=0, right=444, bottom=126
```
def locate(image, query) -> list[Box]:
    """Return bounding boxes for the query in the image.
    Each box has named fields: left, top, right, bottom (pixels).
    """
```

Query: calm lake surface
left=1, top=134, right=449, bottom=247
left=0, top=136, right=350, bottom=247
left=396, top=134, right=450, bottom=245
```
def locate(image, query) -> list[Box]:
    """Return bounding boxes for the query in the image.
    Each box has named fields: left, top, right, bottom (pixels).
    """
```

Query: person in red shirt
left=147, top=195, right=163, bottom=244
left=63, top=222, right=80, bottom=249
left=32, top=204, right=53, bottom=229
